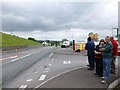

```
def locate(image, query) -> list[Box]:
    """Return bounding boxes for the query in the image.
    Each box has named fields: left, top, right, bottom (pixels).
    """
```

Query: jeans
left=103, top=58, right=112, bottom=81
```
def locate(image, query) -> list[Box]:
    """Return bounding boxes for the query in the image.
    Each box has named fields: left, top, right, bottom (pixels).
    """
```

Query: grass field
left=0, top=32, right=41, bottom=46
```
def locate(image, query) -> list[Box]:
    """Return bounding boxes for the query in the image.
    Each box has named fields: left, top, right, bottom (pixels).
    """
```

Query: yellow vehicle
left=74, top=41, right=86, bottom=52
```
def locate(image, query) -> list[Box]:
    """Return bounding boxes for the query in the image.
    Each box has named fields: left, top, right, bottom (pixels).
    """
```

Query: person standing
left=95, top=39, right=105, bottom=77
left=110, top=37, right=118, bottom=74
left=99, top=36, right=113, bottom=84
left=85, top=37, right=95, bottom=70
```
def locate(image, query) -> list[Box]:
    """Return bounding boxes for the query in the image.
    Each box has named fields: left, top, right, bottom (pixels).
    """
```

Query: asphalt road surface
left=1, top=46, right=119, bottom=89
left=2, top=46, right=88, bottom=89
left=2, top=46, right=56, bottom=87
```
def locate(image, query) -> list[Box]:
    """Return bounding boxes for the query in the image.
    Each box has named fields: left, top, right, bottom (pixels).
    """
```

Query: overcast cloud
left=1, top=0, right=119, bottom=41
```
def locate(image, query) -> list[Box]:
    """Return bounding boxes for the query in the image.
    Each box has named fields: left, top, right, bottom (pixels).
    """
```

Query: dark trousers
left=95, top=58, right=103, bottom=75
left=111, top=56, right=116, bottom=73
left=88, top=55, right=95, bottom=69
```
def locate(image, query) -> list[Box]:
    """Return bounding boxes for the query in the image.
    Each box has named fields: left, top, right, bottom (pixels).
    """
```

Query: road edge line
left=33, top=66, right=83, bottom=89
left=107, top=78, right=120, bottom=90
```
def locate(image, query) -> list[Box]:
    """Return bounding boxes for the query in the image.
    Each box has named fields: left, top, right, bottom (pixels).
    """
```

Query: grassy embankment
left=0, top=32, right=41, bottom=46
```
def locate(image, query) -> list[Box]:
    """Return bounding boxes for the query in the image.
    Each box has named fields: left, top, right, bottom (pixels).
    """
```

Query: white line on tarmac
left=34, top=66, right=82, bottom=89
left=10, top=54, right=31, bottom=62
left=44, top=71, right=49, bottom=73
left=63, top=61, right=71, bottom=64
left=26, top=79, right=32, bottom=82
left=45, top=68, right=49, bottom=71
left=35, top=71, right=38, bottom=73
left=11, top=56, right=18, bottom=59
left=10, top=50, right=42, bottom=63
left=19, top=85, right=28, bottom=89
left=39, top=75, right=46, bottom=81
left=0, top=55, right=18, bottom=61
left=48, top=64, right=52, bottom=66
left=49, top=53, right=53, bottom=58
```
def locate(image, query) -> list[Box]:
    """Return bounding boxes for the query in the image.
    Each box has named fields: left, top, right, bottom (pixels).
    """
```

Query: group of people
left=85, top=36, right=118, bottom=84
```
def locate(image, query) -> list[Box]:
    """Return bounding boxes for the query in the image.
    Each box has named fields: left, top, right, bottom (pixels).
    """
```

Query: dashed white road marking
left=26, top=79, right=32, bottom=82
left=19, top=85, right=28, bottom=89
left=10, top=54, right=31, bottom=62
left=45, top=68, right=49, bottom=71
left=34, top=66, right=82, bottom=89
left=63, top=61, right=71, bottom=64
left=44, top=71, right=49, bottom=73
left=39, top=75, right=46, bottom=81
left=48, top=64, right=52, bottom=66
left=35, top=71, right=38, bottom=73
left=49, top=53, right=53, bottom=58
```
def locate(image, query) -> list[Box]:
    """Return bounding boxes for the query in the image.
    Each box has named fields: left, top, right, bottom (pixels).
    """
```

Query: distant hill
left=0, top=32, right=41, bottom=46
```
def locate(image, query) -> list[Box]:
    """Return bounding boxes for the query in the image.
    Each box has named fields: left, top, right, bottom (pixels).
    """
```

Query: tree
left=28, top=37, right=36, bottom=41
left=46, top=40, right=50, bottom=44
left=62, top=39, right=68, bottom=42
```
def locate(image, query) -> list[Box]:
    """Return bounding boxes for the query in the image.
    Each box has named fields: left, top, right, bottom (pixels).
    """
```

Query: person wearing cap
left=110, top=36, right=118, bottom=74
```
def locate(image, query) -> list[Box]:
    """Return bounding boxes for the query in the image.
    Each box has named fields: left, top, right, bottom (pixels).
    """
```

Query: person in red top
left=110, top=37, right=118, bottom=74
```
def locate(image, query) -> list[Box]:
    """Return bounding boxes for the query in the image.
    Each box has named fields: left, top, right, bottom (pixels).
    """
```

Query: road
left=1, top=46, right=88, bottom=89
left=1, top=46, right=119, bottom=89
left=2, top=46, right=56, bottom=87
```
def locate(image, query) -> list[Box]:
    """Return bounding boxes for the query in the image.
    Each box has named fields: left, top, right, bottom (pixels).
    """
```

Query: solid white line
left=10, top=50, right=42, bottom=63
left=107, top=78, right=120, bottom=89
left=33, top=66, right=82, bottom=89
left=19, top=85, right=28, bottom=89
left=10, top=54, right=31, bottom=62
left=39, top=75, right=46, bottom=81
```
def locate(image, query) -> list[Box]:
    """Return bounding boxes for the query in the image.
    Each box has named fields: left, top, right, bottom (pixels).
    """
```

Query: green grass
left=0, top=32, right=41, bottom=46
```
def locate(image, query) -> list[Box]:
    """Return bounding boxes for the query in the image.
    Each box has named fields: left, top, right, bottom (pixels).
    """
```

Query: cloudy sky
left=1, top=0, right=119, bottom=41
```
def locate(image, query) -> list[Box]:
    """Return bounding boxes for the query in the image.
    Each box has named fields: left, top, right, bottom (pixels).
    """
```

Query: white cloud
left=2, top=0, right=119, bottom=41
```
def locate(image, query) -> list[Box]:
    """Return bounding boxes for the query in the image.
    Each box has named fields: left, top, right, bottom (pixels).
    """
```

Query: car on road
left=61, top=41, right=70, bottom=48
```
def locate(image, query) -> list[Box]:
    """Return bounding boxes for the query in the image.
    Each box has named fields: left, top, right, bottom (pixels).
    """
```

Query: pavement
left=37, top=48, right=119, bottom=89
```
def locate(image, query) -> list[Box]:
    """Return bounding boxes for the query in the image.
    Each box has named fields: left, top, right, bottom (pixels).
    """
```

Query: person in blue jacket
left=85, top=37, right=95, bottom=70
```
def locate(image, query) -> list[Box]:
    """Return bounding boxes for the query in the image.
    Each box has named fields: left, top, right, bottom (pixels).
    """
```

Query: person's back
left=85, top=37, right=95, bottom=70
left=111, top=39, right=118, bottom=56
left=86, top=40, right=95, bottom=56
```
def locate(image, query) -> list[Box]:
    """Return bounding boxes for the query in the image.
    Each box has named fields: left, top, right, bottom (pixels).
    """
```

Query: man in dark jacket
left=85, top=37, right=95, bottom=70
